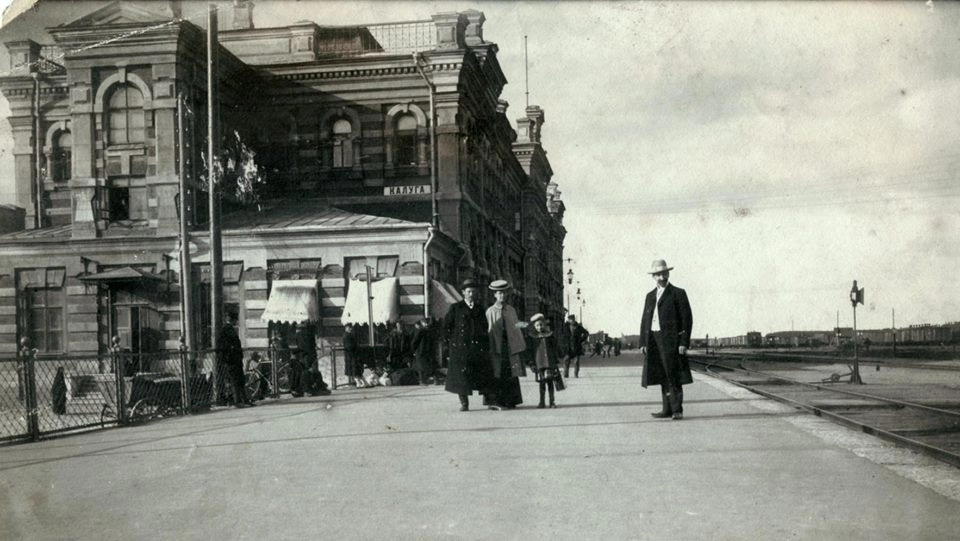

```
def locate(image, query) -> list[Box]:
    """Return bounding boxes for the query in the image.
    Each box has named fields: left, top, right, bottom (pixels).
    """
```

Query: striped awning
left=260, top=279, right=319, bottom=323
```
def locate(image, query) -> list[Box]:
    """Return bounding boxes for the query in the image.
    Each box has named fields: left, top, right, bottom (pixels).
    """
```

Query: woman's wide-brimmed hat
left=460, top=278, right=480, bottom=290
left=648, top=259, right=674, bottom=275
left=530, top=313, right=545, bottom=323
left=488, top=279, right=509, bottom=291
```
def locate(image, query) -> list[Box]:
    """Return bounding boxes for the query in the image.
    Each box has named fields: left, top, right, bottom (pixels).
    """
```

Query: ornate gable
left=59, top=1, right=171, bottom=28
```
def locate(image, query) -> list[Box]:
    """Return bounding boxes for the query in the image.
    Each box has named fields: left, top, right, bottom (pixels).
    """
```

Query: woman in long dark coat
left=443, top=279, right=493, bottom=411
left=484, top=280, right=526, bottom=409
left=411, top=319, right=436, bottom=384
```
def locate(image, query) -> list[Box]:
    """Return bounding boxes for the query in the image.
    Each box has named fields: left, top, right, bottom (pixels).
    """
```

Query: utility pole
left=207, top=4, right=223, bottom=370
left=365, top=265, right=375, bottom=346
left=177, top=94, right=195, bottom=358
left=892, top=308, right=897, bottom=360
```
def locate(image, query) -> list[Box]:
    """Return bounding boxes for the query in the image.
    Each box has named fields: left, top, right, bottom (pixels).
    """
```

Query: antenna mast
left=524, top=35, right=529, bottom=107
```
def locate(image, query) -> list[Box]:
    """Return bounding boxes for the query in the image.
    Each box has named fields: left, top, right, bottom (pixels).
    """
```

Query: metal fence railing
left=0, top=343, right=348, bottom=444
left=0, top=346, right=197, bottom=444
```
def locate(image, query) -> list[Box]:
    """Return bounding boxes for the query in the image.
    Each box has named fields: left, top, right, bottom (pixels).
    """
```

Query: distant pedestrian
left=526, top=313, right=560, bottom=408
left=343, top=323, right=360, bottom=386
left=411, top=318, right=436, bottom=385
left=640, top=259, right=693, bottom=420
left=52, top=366, right=67, bottom=415
left=559, top=314, right=589, bottom=378
left=218, top=311, right=254, bottom=408
left=386, top=321, right=410, bottom=371
left=485, top=280, right=527, bottom=410
left=442, top=279, right=494, bottom=411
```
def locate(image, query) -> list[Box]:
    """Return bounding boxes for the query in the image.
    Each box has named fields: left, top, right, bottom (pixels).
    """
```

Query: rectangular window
left=345, top=256, right=399, bottom=280
left=332, top=139, right=353, bottom=168
left=110, top=187, right=130, bottom=221
left=26, top=287, right=65, bottom=353
left=395, top=134, right=417, bottom=166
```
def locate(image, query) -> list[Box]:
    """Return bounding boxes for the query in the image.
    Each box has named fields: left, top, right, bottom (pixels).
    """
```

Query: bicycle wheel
left=277, top=364, right=291, bottom=394
left=244, top=371, right=263, bottom=400
left=129, top=398, right=159, bottom=423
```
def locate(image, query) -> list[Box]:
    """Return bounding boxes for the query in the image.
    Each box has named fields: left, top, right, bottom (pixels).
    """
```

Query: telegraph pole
left=177, top=94, right=195, bottom=356
left=207, top=4, right=223, bottom=365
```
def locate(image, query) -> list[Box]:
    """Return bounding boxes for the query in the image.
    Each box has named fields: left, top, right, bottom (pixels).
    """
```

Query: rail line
left=709, top=349, right=960, bottom=372
left=688, top=353, right=960, bottom=468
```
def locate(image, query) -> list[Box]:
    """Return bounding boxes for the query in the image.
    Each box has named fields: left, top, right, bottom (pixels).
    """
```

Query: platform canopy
left=260, top=279, right=319, bottom=323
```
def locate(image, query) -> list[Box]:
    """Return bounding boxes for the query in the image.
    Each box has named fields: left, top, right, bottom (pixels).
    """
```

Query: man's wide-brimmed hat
left=648, top=259, right=674, bottom=275
left=460, top=278, right=479, bottom=290
left=530, top=313, right=545, bottom=323
left=488, top=279, right=509, bottom=291
left=567, top=314, right=577, bottom=321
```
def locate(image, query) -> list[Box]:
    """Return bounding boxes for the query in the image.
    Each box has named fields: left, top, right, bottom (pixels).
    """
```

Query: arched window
left=107, top=84, right=145, bottom=144
left=52, top=131, right=71, bottom=182
left=331, top=118, right=353, bottom=168
left=394, top=113, right=418, bottom=166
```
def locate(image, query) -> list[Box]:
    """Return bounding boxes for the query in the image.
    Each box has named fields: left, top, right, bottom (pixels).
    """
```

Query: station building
left=0, top=1, right=567, bottom=362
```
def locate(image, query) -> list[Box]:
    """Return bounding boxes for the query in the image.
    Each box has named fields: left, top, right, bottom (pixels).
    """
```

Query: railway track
left=711, top=349, right=960, bottom=372
left=688, top=353, right=960, bottom=468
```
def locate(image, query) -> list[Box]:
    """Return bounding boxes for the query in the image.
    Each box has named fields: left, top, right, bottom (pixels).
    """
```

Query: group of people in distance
left=443, top=278, right=591, bottom=411
left=443, top=258, right=694, bottom=420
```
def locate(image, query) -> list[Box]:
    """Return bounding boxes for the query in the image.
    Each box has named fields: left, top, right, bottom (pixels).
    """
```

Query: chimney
left=4, top=40, right=40, bottom=75
left=462, top=10, right=485, bottom=46
left=432, top=12, right=467, bottom=50
left=232, top=0, right=254, bottom=30
left=525, top=105, right=545, bottom=143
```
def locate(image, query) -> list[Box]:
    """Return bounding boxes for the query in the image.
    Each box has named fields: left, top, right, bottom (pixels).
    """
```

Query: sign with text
left=384, top=185, right=431, bottom=196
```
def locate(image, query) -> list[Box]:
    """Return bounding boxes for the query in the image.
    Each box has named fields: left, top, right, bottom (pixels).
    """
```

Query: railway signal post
left=849, top=280, right=865, bottom=384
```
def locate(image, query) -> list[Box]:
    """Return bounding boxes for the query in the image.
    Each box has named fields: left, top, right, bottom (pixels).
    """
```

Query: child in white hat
left=525, top=313, right=561, bottom=408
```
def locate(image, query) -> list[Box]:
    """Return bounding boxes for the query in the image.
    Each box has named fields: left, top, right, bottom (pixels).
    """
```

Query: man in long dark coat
left=218, top=312, right=253, bottom=408
left=559, top=314, right=589, bottom=378
left=411, top=318, right=436, bottom=385
left=443, top=279, right=493, bottom=411
left=640, top=259, right=693, bottom=420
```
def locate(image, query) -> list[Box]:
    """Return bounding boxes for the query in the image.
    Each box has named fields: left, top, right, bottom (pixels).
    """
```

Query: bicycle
left=244, top=354, right=291, bottom=400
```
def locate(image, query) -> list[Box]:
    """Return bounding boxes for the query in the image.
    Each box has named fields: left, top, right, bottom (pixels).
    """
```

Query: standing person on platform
left=559, top=314, right=589, bottom=378
left=386, top=321, right=410, bottom=371
left=484, top=280, right=527, bottom=410
left=411, top=318, right=437, bottom=385
left=526, top=313, right=560, bottom=408
left=640, top=259, right=693, bottom=420
left=218, top=311, right=254, bottom=408
left=342, top=323, right=360, bottom=387
left=442, top=279, right=494, bottom=411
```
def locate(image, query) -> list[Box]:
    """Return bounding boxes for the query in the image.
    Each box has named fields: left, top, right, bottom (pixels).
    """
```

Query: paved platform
left=2, top=351, right=959, bottom=540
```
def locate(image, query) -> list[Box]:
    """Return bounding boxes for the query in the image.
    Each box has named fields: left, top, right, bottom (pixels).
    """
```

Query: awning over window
left=260, top=279, right=319, bottom=323
left=341, top=277, right=399, bottom=325
left=430, top=280, right=462, bottom=319
left=79, top=266, right=161, bottom=283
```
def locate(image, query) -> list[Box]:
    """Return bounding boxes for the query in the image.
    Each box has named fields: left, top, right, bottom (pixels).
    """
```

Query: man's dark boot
left=651, top=386, right=672, bottom=418
left=459, top=394, right=469, bottom=412
left=563, top=359, right=570, bottom=379
left=538, top=384, right=546, bottom=408
left=672, top=387, right=684, bottom=420
left=548, top=386, right=556, bottom=408
left=574, top=359, right=580, bottom=378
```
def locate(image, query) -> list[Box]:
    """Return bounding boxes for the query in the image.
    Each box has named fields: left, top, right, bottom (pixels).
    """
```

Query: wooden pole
left=208, top=4, right=223, bottom=365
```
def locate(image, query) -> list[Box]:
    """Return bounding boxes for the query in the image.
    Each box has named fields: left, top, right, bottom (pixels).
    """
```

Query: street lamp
left=566, top=268, right=574, bottom=315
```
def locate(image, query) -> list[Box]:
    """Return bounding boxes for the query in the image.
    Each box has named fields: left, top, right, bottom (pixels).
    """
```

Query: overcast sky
left=2, top=1, right=958, bottom=337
